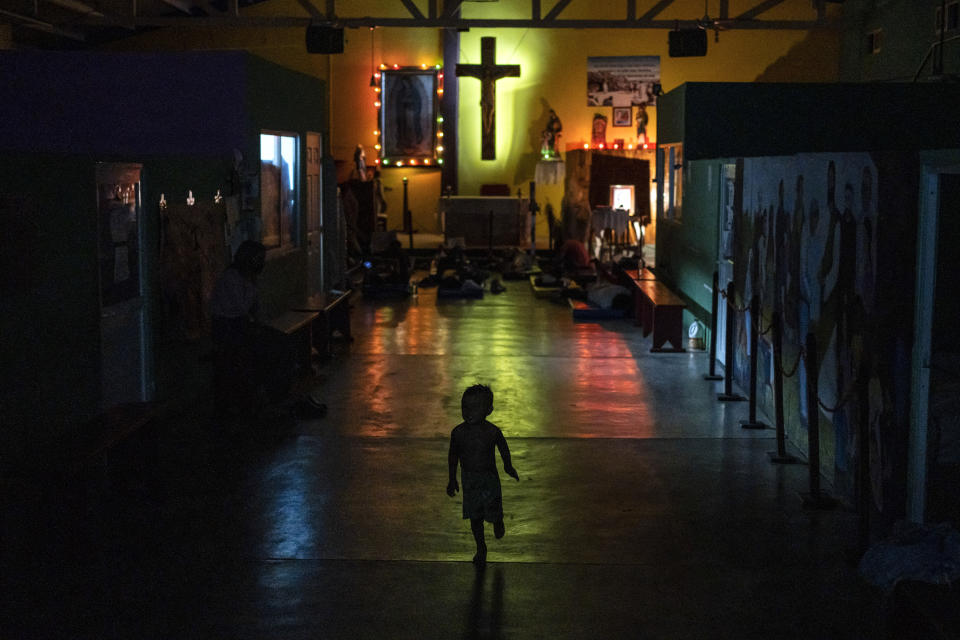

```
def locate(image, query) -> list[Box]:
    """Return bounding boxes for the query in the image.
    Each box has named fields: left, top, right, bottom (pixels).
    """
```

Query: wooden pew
left=621, top=268, right=658, bottom=323
left=635, top=280, right=687, bottom=353
left=53, top=402, right=161, bottom=529
left=267, top=310, right=320, bottom=369
left=291, top=289, right=353, bottom=359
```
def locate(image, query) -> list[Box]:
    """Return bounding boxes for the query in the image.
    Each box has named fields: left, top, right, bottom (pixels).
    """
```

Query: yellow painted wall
left=100, top=0, right=840, bottom=240
left=452, top=0, right=840, bottom=240
left=329, top=24, right=443, bottom=234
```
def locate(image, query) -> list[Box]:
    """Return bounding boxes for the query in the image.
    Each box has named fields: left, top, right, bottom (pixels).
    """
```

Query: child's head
left=461, top=384, right=493, bottom=423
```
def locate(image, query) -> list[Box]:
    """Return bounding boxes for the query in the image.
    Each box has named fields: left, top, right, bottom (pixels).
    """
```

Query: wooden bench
left=291, top=289, right=353, bottom=359
left=53, top=402, right=161, bottom=526
left=266, top=310, right=320, bottom=369
left=621, top=268, right=658, bottom=322
left=635, top=280, right=687, bottom=353
left=64, top=402, right=158, bottom=481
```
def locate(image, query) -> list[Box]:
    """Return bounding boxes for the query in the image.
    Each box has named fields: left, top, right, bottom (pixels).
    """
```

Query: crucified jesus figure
left=456, top=37, right=520, bottom=160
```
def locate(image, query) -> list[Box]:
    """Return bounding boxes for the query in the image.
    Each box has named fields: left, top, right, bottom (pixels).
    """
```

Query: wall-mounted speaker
left=306, top=25, right=344, bottom=54
left=668, top=29, right=707, bottom=57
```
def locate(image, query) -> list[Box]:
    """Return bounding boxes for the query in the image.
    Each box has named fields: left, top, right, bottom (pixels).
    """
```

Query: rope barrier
left=778, top=347, right=804, bottom=379
left=758, top=315, right=775, bottom=336
left=817, top=381, right=860, bottom=414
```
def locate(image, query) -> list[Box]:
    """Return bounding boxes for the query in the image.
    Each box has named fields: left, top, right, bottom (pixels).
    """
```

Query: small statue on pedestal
left=354, top=145, right=367, bottom=180
left=540, top=109, right=563, bottom=160
left=636, top=103, right=649, bottom=144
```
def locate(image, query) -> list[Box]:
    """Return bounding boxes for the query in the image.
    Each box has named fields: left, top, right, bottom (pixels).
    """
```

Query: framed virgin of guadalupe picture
left=379, top=68, right=440, bottom=166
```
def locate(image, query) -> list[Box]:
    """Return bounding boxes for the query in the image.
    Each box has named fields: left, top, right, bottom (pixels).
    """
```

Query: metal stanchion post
left=856, top=359, right=871, bottom=556
left=488, top=210, right=494, bottom=257
left=704, top=270, right=723, bottom=381
left=718, top=281, right=745, bottom=402
left=529, top=181, right=538, bottom=258
left=768, top=312, right=798, bottom=463
left=402, top=177, right=413, bottom=251
left=741, top=295, right=767, bottom=429
left=801, top=331, right=837, bottom=509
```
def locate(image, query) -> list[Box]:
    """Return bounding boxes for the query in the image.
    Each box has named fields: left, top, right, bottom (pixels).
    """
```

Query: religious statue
left=636, top=103, right=649, bottom=144
left=540, top=109, right=563, bottom=159
left=591, top=113, right=607, bottom=147
left=354, top=144, right=367, bottom=180
left=456, top=37, right=520, bottom=161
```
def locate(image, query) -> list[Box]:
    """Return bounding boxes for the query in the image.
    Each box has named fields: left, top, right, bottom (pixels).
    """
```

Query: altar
left=439, top=196, right=530, bottom=248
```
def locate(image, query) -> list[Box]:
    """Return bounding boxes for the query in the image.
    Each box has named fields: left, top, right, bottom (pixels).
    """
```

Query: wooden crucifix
left=456, top=37, right=520, bottom=160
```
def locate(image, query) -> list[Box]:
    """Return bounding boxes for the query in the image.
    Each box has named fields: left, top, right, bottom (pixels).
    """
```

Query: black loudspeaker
left=306, top=25, right=344, bottom=54
left=668, top=29, right=707, bottom=57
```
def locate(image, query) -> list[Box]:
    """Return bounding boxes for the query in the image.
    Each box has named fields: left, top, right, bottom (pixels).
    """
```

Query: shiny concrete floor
left=4, top=278, right=880, bottom=639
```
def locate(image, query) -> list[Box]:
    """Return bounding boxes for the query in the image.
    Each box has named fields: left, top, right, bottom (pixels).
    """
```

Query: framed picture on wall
left=379, top=68, right=440, bottom=166
left=612, top=106, right=632, bottom=127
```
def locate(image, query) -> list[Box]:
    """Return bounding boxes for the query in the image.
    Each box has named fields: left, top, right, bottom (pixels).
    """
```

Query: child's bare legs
left=470, top=518, right=487, bottom=566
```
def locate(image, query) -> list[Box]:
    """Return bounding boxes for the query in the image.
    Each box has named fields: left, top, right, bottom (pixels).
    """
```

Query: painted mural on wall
left=734, top=153, right=882, bottom=500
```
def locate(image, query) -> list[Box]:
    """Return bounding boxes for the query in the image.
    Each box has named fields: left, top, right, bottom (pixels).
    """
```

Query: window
left=610, top=184, right=635, bottom=213
left=668, top=145, right=683, bottom=222
left=867, top=29, right=882, bottom=54
left=656, top=144, right=683, bottom=223
left=260, top=132, right=299, bottom=249
left=936, top=2, right=959, bottom=33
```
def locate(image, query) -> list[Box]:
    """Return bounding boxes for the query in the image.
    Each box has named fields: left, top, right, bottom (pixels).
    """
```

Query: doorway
left=96, top=163, right=152, bottom=408
left=715, top=163, right=737, bottom=367
left=910, top=167, right=960, bottom=523
left=306, top=132, right=324, bottom=295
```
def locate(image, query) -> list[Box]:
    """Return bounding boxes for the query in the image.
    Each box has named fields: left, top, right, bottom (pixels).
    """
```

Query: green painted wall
left=0, top=53, right=330, bottom=471
left=659, top=82, right=960, bottom=158
left=840, top=0, right=960, bottom=82
left=657, top=80, right=960, bottom=345
left=243, top=54, right=326, bottom=317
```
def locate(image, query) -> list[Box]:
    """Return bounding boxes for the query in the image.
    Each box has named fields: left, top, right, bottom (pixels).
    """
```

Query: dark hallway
left=3, top=281, right=878, bottom=639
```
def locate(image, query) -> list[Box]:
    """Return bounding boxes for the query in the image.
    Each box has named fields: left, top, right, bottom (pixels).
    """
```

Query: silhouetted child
left=447, top=384, right=519, bottom=567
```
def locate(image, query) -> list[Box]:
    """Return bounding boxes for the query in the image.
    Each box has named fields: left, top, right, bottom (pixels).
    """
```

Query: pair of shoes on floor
left=491, top=280, right=507, bottom=294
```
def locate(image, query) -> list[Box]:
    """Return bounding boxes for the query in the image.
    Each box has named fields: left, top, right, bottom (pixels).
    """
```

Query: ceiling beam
left=159, top=0, right=194, bottom=15
left=736, top=0, right=788, bottom=21
left=0, top=7, right=86, bottom=40
left=199, top=0, right=226, bottom=15
left=43, top=0, right=104, bottom=17
left=640, top=0, right=674, bottom=21
left=542, top=0, right=574, bottom=21
left=399, top=0, right=425, bottom=20
left=296, top=0, right=323, bottom=19
left=442, top=0, right=462, bottom=18
left=79, top=13, right=833, bottom=29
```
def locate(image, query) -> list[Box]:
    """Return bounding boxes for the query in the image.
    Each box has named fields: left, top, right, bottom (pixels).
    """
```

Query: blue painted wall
left=0, top=51, right=248, bottom=156
left=0, top=51, right=329, bottom=474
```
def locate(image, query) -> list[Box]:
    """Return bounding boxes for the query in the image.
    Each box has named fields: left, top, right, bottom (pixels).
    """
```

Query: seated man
left=210, top=241, right=324, bottom=420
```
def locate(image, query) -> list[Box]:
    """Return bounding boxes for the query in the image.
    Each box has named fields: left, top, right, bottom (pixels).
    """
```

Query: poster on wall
left=587, top=56, right=660, bottom=107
